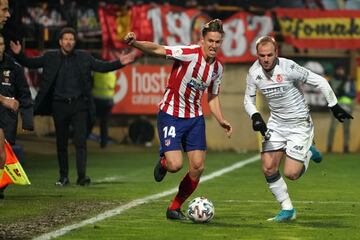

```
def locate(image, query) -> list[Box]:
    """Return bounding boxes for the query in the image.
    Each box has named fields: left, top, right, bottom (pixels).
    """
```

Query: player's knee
left=284, top=170, right=300, bottom=180
left=167, top=161, right=183, bottom=172
left=262, top=166, right=277, bottom=177
left=192, top=164, right=205, bottom=174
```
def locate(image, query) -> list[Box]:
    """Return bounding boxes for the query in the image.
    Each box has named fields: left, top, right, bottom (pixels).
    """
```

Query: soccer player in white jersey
left=124, top=19, right=232, bottom=220
left=244, top=36, right=353, bottom=222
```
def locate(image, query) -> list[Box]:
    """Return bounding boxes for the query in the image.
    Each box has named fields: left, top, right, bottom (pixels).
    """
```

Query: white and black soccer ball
left=187, top=197, right=215, bottom=223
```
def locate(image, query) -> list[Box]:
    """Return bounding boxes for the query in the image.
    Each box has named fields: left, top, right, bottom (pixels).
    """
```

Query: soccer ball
left=187, top=197, right=215, bottom=223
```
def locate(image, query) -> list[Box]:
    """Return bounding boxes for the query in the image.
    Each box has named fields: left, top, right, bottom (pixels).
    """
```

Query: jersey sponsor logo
left=256, top=75, right=263, bottom=81
left=262, top=86, right=286, bottom=98
left=276, top=74, right=283, bottom=83
left=188, top=77, right=208, bottom=91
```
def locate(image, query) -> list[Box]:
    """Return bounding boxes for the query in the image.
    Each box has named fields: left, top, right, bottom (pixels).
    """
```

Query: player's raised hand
left=330, top=104, right=353, bottom=122
left=114, top=50, right=136, bottom=65
left=220, top=119, right=233, bottom=138
left=124, top=32, right=136, bottom=46
left=10, top=40, right=22, bottom=54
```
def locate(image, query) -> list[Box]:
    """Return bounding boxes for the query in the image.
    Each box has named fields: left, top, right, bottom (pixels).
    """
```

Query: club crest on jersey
left=2, top=70, right=11, bottom=85
left=276, top=74, right=283, bottom=83
left=165, top=139, right=171, bottom=147
left=211, top=71, right=220, bottom=81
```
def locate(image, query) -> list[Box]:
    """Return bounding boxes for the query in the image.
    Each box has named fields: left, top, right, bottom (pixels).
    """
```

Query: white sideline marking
left=33, top=155, right=260, bottom=240
left=95, top=176, right=123, bottom=183
left=223, top=200, right=360, bottom=205
left=151, top=199, right=360, bottom=205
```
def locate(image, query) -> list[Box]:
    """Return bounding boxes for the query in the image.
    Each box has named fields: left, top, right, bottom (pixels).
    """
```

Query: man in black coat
left=10, top=27, right=134, bottom=186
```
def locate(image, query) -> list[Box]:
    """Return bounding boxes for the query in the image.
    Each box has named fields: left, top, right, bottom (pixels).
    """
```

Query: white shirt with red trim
left=244, top=57, right=337, bottom=122
left=160, top=45, right=223, bottom=118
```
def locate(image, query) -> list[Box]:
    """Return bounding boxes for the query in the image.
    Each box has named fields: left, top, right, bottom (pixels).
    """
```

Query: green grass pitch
left=0, top=145, right=359, bottom=240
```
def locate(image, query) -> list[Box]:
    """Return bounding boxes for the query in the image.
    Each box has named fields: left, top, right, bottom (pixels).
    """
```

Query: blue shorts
left=157, top=110, right=206, bottom=156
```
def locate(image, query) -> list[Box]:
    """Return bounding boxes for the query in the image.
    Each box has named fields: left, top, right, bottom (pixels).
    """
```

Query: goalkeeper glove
left=251, top=113, right=267, bottom=133
left=330, top=104, right=353, bottom=122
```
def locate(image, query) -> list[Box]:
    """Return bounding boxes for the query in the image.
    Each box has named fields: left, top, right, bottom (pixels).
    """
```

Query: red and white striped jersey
left=159, top=45, right=224, bottom=118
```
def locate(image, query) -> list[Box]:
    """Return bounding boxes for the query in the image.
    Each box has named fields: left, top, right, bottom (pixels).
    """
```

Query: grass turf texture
left=0, top=143, right=359, bottom=240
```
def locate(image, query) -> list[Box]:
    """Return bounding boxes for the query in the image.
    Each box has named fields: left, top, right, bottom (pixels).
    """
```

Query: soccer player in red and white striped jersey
left=125, top=19, right=232, bottom=220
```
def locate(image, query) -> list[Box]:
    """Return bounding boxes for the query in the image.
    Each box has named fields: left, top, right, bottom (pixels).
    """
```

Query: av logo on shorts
left=293, top=145, right=304, bottom=151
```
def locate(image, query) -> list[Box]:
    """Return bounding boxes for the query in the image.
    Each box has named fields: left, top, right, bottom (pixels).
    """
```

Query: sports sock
left=266, top=172, right=293, bottom=210
left=0, top=168, right=3, bottom=180
left=160, top=156, right=167, bottom=169
left=169, top=173, right=199, bottom=210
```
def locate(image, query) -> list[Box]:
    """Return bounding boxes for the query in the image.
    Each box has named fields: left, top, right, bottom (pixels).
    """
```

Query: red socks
left=160, top=156, right=167, bottom=169
left=169, top=173, right=199, bottom=210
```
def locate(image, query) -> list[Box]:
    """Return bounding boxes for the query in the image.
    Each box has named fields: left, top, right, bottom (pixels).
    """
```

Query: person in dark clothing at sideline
left=0, top=33, right=33, bottom=198
left=10, top=27, right=134, bottom=186
left=0, top=0, right=21, bottom=199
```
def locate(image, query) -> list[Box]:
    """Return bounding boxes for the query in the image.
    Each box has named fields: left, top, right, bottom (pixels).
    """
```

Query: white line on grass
left=150, top=199, right=360, bottom=205
left=33, top=154, right=260, bottom=240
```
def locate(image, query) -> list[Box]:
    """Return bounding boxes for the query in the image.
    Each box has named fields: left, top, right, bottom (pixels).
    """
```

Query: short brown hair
left=255, top=36, right=277, bottom=51
left=202, top=19, right=224, bottom=37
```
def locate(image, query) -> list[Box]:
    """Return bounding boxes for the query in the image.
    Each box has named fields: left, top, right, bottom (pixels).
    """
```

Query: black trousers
left=52, top=99, right=88, bottom=180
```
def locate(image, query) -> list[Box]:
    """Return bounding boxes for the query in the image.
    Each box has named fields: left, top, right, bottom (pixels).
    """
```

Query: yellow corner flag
left=0, top=141, right=31, bottom=188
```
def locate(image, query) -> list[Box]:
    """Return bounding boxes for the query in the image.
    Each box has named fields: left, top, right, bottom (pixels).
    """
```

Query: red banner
left=112, top=64, right=210, bottom=115
left=276, top=9, right=360, bottom=49
left=98, top=4, right=273, bottom=62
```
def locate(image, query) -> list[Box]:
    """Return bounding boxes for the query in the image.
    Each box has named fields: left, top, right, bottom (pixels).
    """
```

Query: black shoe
left=166, top=208, right=187, bottom=220
left=55, top=177, right=70, bottom=187
left=154, top=157, right=167, bottom=182
left=76, top=176, right=91, bottom=186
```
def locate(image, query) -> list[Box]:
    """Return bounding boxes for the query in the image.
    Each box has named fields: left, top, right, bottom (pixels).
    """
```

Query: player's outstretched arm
left=208, top=93, right=233, bottom=138
left=330, top=104, right=354, bottom=122
left=124, top=32, right=166, bottom=57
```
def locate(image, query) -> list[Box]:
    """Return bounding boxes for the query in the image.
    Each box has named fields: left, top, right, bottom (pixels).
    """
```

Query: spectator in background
left=10, top=27, right=134, bottom=187
left=345, top=0, right=360, bottom=9
left=91, top=68, right=117, bottom=148
left=327, top=64, right=356, bottom=153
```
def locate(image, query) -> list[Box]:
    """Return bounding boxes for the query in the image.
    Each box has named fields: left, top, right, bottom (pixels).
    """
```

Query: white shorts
left=262, top=117, right=314, bottom=162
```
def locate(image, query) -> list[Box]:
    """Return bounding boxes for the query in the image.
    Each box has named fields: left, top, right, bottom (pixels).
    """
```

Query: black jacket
left=13, top=49, right=124, bottom=115
left=0, top=53, right=33, bottom=144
